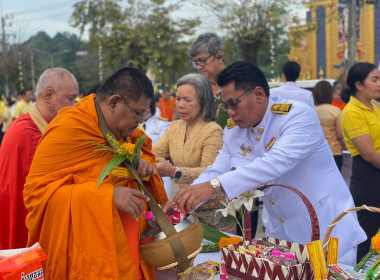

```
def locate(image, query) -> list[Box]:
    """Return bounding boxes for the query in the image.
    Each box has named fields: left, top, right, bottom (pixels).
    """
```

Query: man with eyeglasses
left=189, top=32, right=229, bottom=128
left=174, top=61, right=365, bottom=266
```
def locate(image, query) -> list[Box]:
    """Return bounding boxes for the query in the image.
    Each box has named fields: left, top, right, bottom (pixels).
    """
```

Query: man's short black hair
left=282, top=61, right=301, bottom=82
left=18, top=88, right=32, bottom=96
left=96, top=67, right=153, bottom=102
left=217, top=61, right=270, bottom=97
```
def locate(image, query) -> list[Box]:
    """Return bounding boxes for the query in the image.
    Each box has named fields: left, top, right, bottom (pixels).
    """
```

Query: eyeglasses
left=221, top=87, right=255, bottom=112
left=192, top=53, right=215, bottom=68
left=124, top=101, right=149, bottom=121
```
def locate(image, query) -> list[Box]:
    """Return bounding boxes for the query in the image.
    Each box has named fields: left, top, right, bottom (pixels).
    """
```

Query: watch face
left=210, top=178, right=220, bottom=187
left=175, top=170, right=182, bottom=179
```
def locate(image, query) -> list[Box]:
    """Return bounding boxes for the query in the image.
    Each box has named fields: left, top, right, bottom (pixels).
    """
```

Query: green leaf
left=85, top=140, right=115, bottom=153
left=132, top=134, right=145, bottom=167
left=97, top=155, right=126, bottom=187
left=201, top=222, right=229, bottom=243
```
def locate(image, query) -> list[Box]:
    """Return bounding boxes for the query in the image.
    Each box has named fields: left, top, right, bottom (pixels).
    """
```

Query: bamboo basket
left=322, top=205, right=380, bottom=254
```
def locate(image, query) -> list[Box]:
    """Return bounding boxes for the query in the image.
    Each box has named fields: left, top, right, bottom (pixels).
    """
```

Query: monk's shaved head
left=36, top=68, right=77, bottom=97
left=96, top=67, right=153, bottom=103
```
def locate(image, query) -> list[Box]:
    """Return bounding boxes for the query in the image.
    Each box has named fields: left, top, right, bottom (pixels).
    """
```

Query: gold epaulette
left=270, top=103, right=293, bottom=114
left=227, top=118, right=237, bottom=129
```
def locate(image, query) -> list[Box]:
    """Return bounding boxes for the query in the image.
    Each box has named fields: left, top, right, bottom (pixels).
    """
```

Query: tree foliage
left=198, top=0, right=303, bottom=66
left=70, top=0, right=200, bottom=86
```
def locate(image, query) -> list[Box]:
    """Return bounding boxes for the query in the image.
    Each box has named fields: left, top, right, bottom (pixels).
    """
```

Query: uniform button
left=280, top=218, right=285, bottom=223
left=270, top=200, right=275, bottom=205
left=255, top=136, right=260, bottom=142
left=258, top=127, right=264, bottom=133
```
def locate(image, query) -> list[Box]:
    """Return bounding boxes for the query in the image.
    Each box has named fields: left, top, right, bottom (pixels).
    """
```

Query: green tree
left=70, top=0, right=200, bottom=86
left=198, top=0, right=302, bottom=66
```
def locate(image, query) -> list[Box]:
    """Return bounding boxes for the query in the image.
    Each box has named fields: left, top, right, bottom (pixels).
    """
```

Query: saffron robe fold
left=24, top=94, right=168, bottom=280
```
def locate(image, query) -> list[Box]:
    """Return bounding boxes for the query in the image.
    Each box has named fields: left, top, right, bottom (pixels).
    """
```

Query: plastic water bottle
left=282, top=253, right=297, bottom=267
left=268, top=250, right=283, bottom=265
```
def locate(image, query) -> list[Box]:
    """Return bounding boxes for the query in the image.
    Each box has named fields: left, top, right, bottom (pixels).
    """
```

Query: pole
left=1, top=16, right=9, bottom=97
left=347, top=0, right=357, bottom=71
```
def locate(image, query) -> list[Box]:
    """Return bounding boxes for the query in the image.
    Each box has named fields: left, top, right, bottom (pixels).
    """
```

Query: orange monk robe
left=24, top=94, right=168, bottom=280
left=158, top=97, right=176, bottom=121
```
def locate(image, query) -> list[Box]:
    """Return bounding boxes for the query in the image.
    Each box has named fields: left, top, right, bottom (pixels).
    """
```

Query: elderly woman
left=341, top=62, right=380, bottom=261
left=153, top=73, right=235, bottom=233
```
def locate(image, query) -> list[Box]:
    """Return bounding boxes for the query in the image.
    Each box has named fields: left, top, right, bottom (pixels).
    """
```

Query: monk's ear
left=44, top=88, right=55, bottom=103
left=108, top=94, right=123, bottom=112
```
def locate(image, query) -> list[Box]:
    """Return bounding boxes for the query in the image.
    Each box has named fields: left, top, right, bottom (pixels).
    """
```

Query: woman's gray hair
left=36, top=67, right=76, bottom=97
left=189, top=32, right=223, bottom=58
left=177, top=73, right=216, bottom=122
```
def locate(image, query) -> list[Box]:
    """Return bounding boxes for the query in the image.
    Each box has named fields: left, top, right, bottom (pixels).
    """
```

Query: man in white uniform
left=270, top=61, right=315, bottom=107
left=174, top=61, right=365, bottom=265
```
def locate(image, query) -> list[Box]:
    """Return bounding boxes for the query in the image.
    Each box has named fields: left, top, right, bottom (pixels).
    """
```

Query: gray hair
left=177, top=73, right=216, bottom=122
left=189, top=32, right=223, bottom=57
left=36, top=67, right=77, bottom=97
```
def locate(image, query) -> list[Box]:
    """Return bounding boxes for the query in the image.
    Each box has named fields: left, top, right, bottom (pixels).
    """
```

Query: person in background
left=0, top=97, right=14, bottom=145
left=153, top=73, right=235, bottom=233
left=341, top=62, right=380, bottom=261
left=332, top=81, right=346, bottom=110
left=313, top=81, right=343, bottom=170
left=12, top=88, right=34, bottom=120
left=189, top=32, right=229, bottom=128
left=0, top=68, right=79, bottom=250
left=158, top=87, right=176, bottom=121
left=270, top=61, right=315, bottom=108
left=142, top=95, right=171, bottom=195
left=174, top=61, right=365, bottom=265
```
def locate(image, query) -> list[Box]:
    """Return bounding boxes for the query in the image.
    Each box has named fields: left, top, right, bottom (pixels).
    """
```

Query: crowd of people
left=0, top=32, right=379, bottom=279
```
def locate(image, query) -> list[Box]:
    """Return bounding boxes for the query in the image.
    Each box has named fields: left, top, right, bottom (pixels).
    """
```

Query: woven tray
left=223, top=184, right=320, bottom=280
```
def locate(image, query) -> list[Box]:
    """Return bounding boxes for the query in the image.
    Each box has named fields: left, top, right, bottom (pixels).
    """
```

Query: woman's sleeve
left=177, top=124, right=223, bottom=184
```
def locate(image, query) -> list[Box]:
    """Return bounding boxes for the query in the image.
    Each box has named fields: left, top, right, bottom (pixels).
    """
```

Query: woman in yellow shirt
left=341, top=62, right=380, bottom=261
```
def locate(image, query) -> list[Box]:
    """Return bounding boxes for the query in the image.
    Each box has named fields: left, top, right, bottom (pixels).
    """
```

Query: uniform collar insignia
left=271, top=103, right=293, bottom=114
left=265, top=137, right=276, bottom=150
left=227, top=118, right=237, bottom=129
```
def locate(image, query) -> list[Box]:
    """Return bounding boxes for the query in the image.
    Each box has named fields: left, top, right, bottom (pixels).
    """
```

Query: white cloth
left=144, top=113, right=170, bottom=145
left=193, top=97, right=365, bottom=266
left=270, top=82, right=315, bottom=108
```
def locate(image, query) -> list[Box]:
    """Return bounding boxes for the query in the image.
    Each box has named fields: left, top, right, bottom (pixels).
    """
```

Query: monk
left=0, top=68, right=79, bottom=250
left=24, top=67, right=169, bottom=279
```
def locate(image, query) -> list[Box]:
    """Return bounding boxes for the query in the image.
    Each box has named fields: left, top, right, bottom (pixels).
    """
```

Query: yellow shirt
left=13, top=100, right=33, bottom=119
left=341, top=96, right=380, bottom=156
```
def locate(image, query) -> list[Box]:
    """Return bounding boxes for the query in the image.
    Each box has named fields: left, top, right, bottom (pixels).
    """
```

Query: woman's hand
left=156, top=157, right=176, bottom=178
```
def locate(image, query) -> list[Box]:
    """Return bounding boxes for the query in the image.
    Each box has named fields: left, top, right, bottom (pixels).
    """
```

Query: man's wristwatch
left=174, top=167, right=182, bottom=179
left=210, top=178, right=222, bottom=194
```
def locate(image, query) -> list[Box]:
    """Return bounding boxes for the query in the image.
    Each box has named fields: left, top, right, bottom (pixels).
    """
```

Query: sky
left=0, top=0, right=215, bottom=44
left=0, top=0, right=307, bottom=45
left=0, top=0, right=83, bottom=43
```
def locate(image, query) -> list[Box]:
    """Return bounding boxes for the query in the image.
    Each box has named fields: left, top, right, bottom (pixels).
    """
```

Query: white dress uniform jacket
left=270, top=82, right=315, bottom=108
left=193, top=97, right=366, bottom=265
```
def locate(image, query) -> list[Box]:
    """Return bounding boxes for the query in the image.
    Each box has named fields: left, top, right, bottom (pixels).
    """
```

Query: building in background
left=288, top=0, right=380, bottom=80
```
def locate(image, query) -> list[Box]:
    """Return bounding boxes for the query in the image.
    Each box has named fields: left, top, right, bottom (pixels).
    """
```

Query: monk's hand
left=161, top=200, right=175, bottom=214
left=137, top=159, right=156, bottom=179
left=113, top=186, right=150, bottom=221
left=155, top=157, right=176, bottom=178
left=173, top=182, right=215, bottom=212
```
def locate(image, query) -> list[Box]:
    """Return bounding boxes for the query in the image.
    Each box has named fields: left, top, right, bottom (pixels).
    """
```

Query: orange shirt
left=24, top=94, right=167, bottom=279
left=158, top=97, right=176, bottom=121
left=332, top=99, right=346, bottom=111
